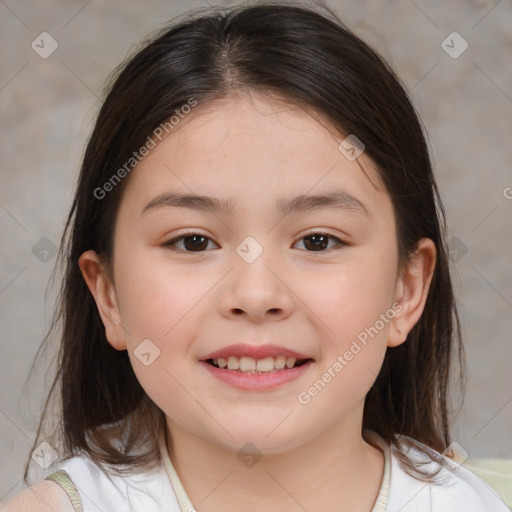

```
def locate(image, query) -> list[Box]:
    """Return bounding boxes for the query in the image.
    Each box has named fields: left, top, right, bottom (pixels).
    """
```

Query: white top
left=43, top=428, right=509, bottom=512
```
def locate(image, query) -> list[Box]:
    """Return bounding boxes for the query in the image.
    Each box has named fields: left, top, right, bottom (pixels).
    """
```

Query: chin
left=208, top=419, right=309, bottom=455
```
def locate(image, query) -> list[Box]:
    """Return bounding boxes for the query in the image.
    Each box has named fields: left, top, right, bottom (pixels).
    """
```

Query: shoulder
left=388, top=435, right=510, bottom=512
left=0, top=480, right=75, bottom=512
left=26, top=451, right=183, bottom=512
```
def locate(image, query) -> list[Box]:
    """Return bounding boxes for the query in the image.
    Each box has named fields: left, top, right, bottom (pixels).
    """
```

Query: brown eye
left=295, top=232, right=345, bottom=252
left=164, top=234, right=216, bottom=252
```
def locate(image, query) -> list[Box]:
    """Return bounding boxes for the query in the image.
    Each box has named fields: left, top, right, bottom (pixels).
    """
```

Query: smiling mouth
left=205, top=356, right=312, bottom=374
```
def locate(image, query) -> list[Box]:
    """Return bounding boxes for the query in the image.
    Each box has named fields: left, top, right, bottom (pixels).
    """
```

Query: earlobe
left=78, top=250, right=127, bottom=350
left=388, top=238, right=437, bottom=348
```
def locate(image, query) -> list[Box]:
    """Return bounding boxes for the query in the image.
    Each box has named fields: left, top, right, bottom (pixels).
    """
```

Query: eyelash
left=162, top=230, right=347, bottom=253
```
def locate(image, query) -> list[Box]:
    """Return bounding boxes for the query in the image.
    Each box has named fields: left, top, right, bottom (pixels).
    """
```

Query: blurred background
left=1, top=0, right=511, bottom=506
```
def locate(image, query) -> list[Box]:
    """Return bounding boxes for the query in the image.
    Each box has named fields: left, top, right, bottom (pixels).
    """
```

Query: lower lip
left=199, top=360, right=315, bottom=391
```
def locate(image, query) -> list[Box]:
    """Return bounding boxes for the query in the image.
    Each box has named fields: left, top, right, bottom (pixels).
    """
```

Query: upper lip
left=201, top=343, right=314, bottom=361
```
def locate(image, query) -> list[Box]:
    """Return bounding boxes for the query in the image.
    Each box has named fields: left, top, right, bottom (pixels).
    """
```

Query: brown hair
left=24, top=0, right=464, bottom=483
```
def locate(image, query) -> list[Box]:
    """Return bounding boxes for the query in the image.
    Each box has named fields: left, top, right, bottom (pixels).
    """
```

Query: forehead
left=118, top=92, right=390, bottom=220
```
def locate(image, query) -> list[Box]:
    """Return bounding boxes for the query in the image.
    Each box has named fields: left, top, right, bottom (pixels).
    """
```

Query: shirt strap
left=158, top=425, right=391, bottom=512
left=158, top=427, right=197, bottom=512
left=364, top=429, right=391, bottom=512
left=45, top=469, right=84, bottom=512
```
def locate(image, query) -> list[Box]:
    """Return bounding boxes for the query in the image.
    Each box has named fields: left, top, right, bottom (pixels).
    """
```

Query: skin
left=78, top=92, right=436, bottom=512
left=0, top=481, right=75, bottom=512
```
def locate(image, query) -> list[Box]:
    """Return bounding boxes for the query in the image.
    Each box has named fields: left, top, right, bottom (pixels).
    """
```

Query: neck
left=164, top=408, right=384, bottom=512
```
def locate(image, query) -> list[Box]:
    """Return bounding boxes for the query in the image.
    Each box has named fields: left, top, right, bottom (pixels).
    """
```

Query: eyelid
left=162, top=229, right=348, bottom=253
left=299, top=228, right=347, bottom=241
left=162, top=229, right=218, bottom=248
left=293, top=230, right=347, bottom=251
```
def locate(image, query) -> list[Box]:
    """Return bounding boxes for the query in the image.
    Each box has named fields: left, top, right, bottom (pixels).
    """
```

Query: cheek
left=115, top=251, right=208, bottom=341
left=306, top=259, right=395, bottom=340
left=114, top=252, right=213, bottom=393
left=295, top=250, right=396, bottom=396
left=127, top=349, right=198, bottom=429
left=294, top=266, right=392, bottom=415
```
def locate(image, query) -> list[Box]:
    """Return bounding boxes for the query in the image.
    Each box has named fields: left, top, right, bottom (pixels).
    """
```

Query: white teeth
left=285, top=357, right=297, bottom=368
left=256, top=356, right=274, bottom=372
left=274, top=355, right=286, bottom=369
left=239, top=356, right=256, bottom=371
left=227, top=356, right=239, bottom=370
left=212, top=355, right=305, bottom=373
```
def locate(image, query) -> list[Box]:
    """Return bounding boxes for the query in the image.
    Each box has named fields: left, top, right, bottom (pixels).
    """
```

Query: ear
left=78, top=250, right=127, bottom=350
left=388, top=238, right=437, bottom=348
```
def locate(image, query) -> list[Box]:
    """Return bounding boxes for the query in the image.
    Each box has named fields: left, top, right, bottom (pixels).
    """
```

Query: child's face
left=81, top=92, right=434, bottom=453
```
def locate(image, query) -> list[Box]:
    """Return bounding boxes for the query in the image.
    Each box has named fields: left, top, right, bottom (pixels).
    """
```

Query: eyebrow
left=140, top=190, right=371, bottom=218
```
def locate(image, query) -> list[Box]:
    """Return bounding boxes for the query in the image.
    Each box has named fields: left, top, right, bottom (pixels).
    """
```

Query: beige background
left=1, top=0, right=511, bottom=501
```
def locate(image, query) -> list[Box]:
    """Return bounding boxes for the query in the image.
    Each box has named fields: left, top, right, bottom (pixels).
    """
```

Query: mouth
left=204, top=355, right=314, bottom=374
left=199, top=343, right=315, bottom=389
left=200, top=355, right=315, bottom=391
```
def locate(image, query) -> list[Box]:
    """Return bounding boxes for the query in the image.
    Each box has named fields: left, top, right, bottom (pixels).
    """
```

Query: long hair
left=24, top=0, right=464, bottom=483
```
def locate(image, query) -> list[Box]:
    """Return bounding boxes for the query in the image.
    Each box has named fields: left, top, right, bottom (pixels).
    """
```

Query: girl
left=2, top=2, right=509, bottom=511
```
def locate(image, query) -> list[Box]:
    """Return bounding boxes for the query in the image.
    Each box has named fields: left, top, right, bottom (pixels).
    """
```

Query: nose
left=217, top=243, right=294, bottom=323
